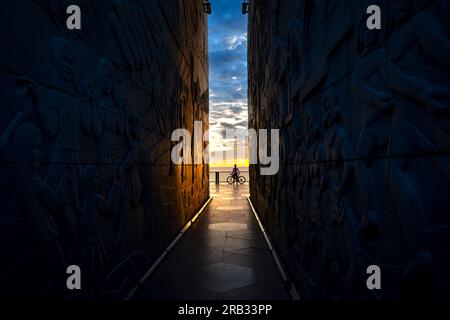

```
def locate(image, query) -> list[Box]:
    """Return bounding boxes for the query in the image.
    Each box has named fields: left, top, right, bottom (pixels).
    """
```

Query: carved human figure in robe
left=353, top=23, right=392, bottom=167
left=321, top=101, right=368, bottom=297
left=80, top=80, right=102, bottom=139
left=114, top=112, right=142, bottom=247
left=1, top=80, right=66, bottom=297
left=96, top=59, right=120, bottom=195
left=79, top=165, right=118, bottom=288
left=0, top=78, right=40, bottom=160
left=29, top=37, right=87, bottom=263
left=12, top=123, right=65, bottom=297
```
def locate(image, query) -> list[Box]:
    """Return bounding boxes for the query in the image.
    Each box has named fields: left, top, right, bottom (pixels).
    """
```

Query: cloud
left=226, top=33, right=248, bottom=50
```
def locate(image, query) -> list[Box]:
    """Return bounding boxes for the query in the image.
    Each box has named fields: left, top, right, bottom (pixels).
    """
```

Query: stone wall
left=0, top=0, right=209, bottom=298
left=248, top=0, right=450, bottom=299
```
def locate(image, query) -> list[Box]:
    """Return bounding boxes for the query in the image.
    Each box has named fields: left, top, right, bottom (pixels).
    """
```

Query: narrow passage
left=135, top=182, right=291, bottom=300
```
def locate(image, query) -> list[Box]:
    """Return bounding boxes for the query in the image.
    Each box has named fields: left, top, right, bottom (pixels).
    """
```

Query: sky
left=208, top=0, right=248, bottom=168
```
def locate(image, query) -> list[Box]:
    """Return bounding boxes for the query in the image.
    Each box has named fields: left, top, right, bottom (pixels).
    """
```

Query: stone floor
left=135, top=182, right=291, bottom=300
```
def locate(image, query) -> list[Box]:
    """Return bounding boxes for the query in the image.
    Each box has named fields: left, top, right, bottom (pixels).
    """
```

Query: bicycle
left=227, top=174, right=246, bottom=185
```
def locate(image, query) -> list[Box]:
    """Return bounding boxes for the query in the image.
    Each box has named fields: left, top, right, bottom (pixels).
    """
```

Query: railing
left=209, top=170, right=250, bottom=184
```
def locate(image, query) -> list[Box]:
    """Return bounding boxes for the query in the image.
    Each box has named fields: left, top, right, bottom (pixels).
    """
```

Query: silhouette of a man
left=231, top=164, right=240, bottom=182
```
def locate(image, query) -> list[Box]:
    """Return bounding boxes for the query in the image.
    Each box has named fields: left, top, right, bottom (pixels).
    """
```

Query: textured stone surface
left=208, top=222, right=248, bottom=231
left=0, top=0, right=209, bottom=298
left=184, top=263, right=256, bottom=293
left=216, top=206, right=245, bottom=210
left=248, top=0, right=450, bottom=299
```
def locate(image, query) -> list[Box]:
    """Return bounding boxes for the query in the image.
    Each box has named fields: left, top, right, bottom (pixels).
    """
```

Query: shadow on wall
left=0, top=0, right=209, bottom=298
left=249, top=0, right=450, bottom=300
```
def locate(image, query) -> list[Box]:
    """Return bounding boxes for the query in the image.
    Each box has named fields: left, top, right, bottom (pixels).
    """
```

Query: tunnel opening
left=207, top=0, right=250, bottom=188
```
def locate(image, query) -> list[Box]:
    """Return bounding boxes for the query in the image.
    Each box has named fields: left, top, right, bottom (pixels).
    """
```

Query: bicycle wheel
left=227, top=176, right=234, bottom=184
left=239, top=176, right=246, bottom=184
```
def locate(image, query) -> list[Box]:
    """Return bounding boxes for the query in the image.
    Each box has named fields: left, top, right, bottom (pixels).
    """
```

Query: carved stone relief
left=0, top=0, right=209, bottom=298
left=249, top=0, right=450, bottom=299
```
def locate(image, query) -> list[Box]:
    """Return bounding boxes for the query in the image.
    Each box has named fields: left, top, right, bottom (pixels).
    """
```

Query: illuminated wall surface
left=248, top=0, right=450, bottom=299
left=0, top=1, right=209, bottom=298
